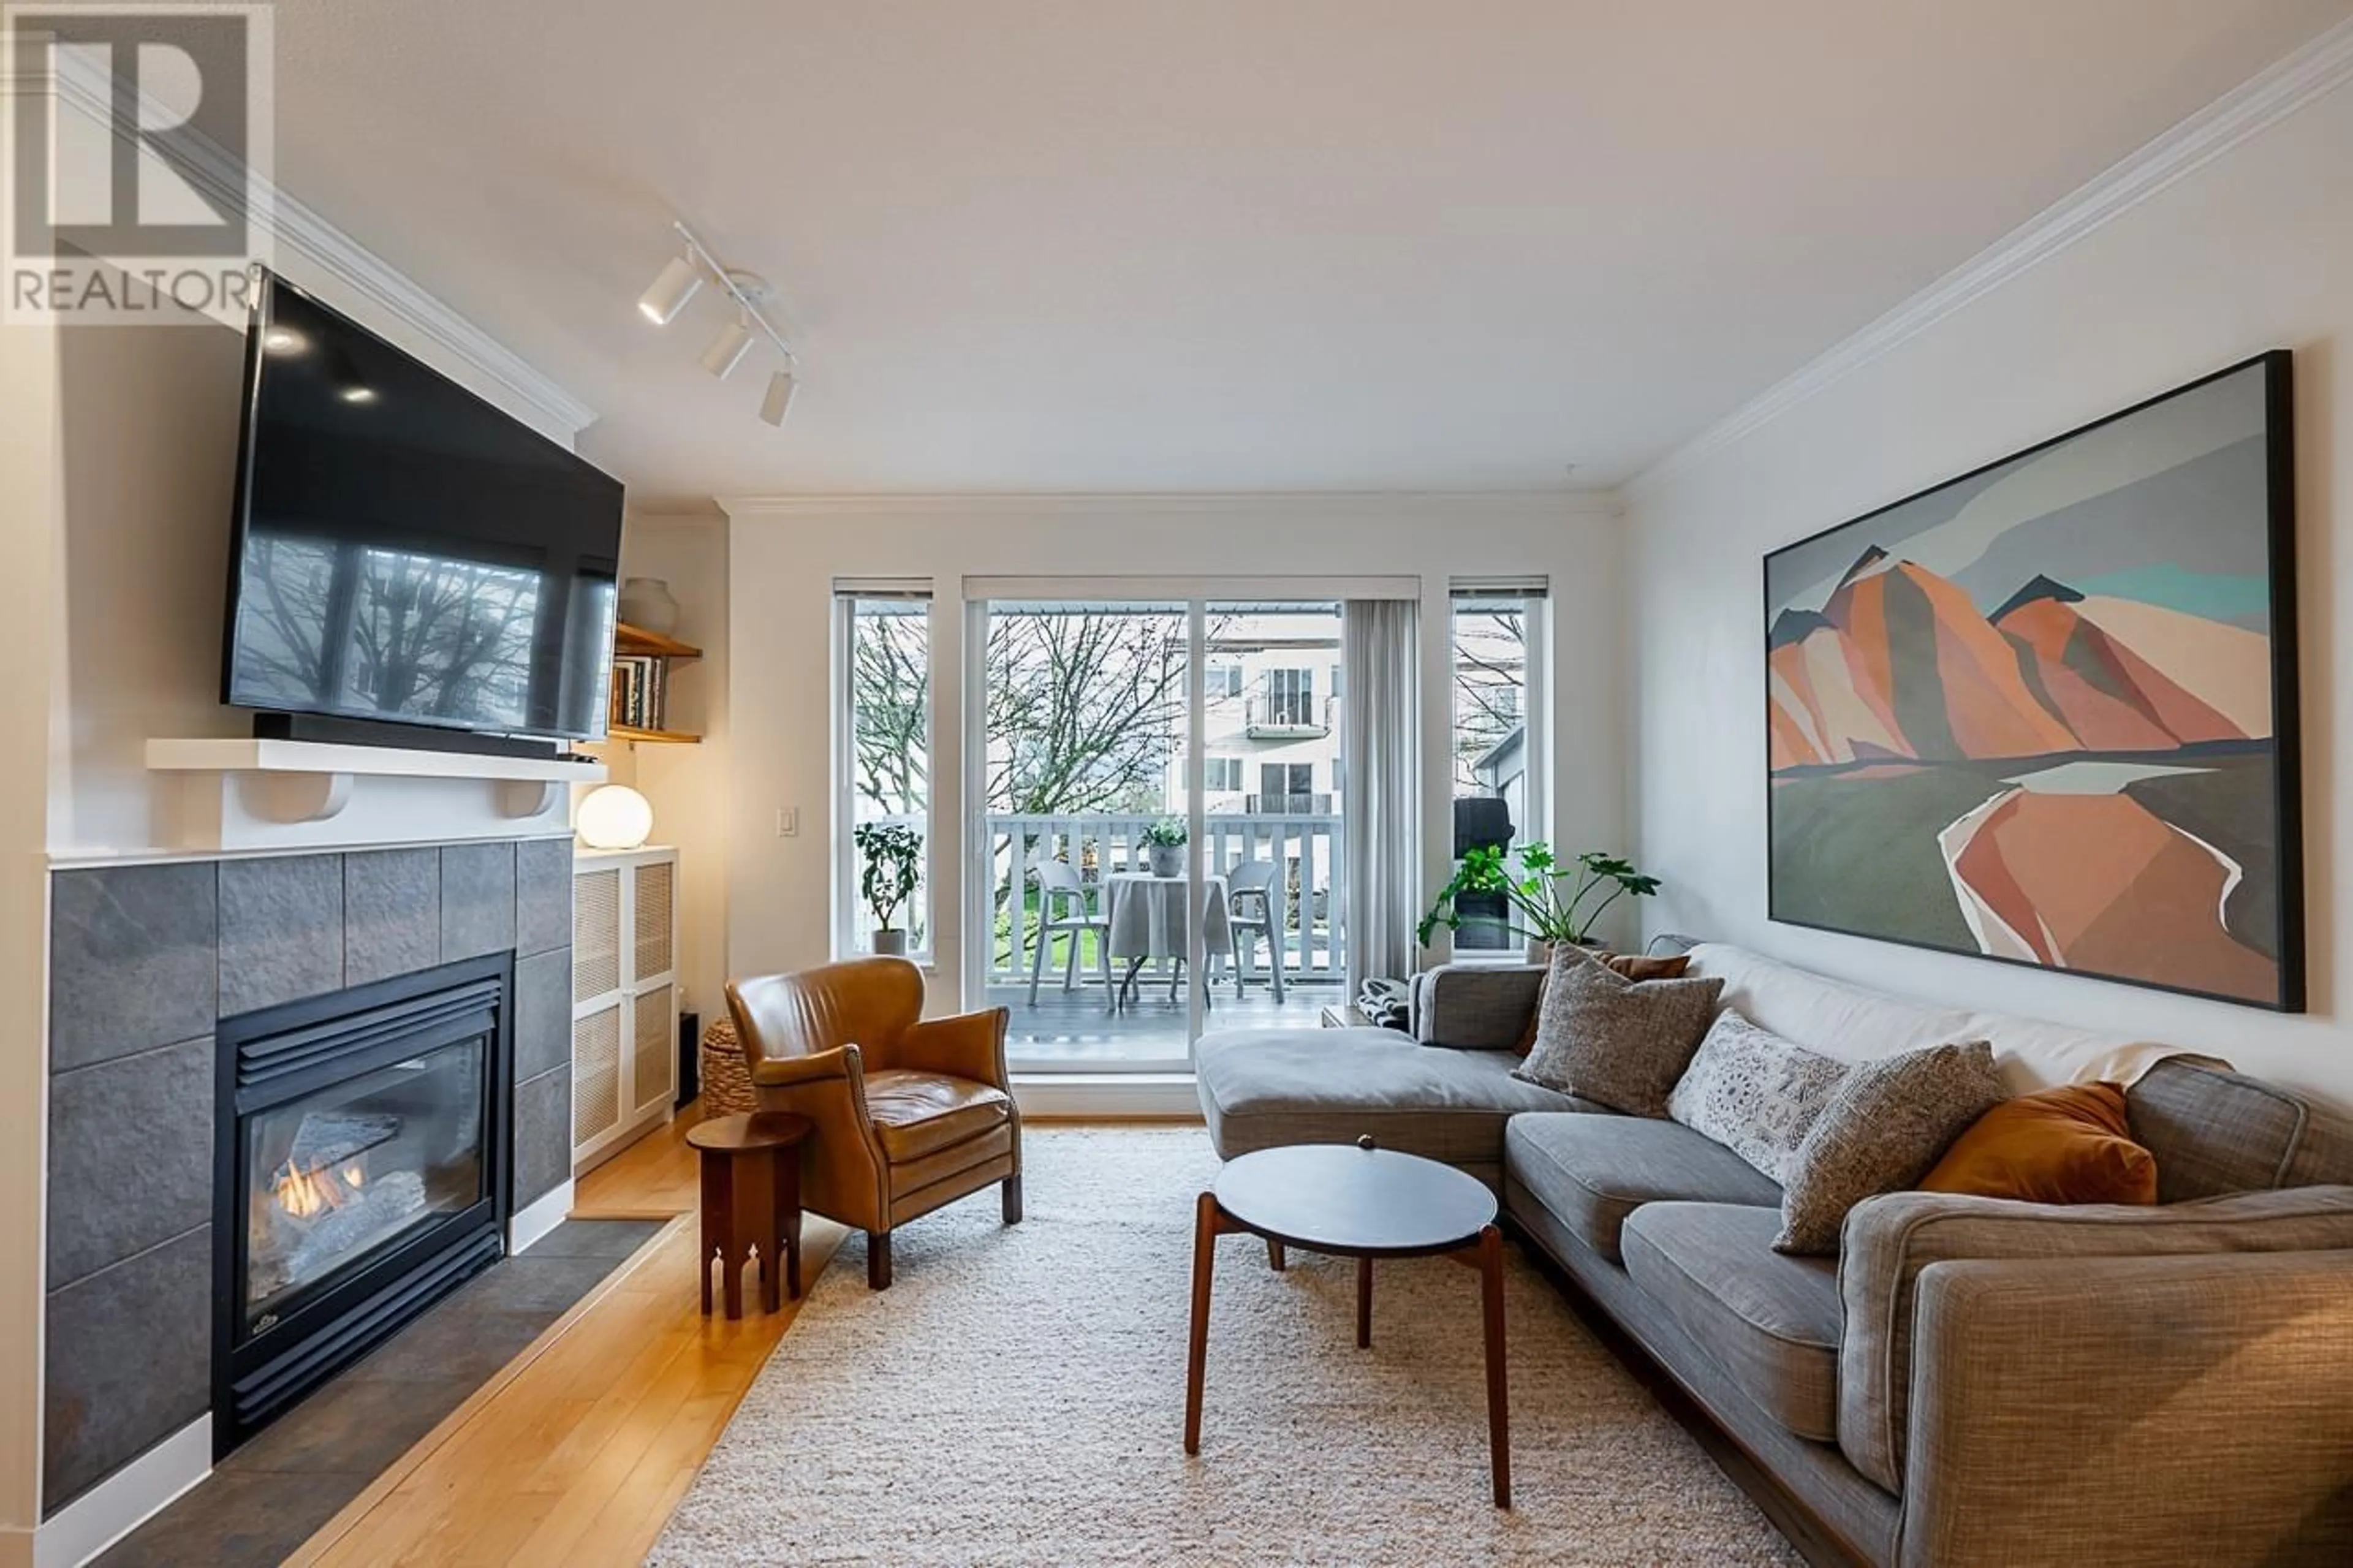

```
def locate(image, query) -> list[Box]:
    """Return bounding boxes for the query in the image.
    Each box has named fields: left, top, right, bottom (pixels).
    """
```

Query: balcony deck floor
left=988, top=979, right=1337, bottom=1063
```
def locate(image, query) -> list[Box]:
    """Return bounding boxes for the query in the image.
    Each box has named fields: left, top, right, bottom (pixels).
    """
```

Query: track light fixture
left=759, top=369, right=797, bottom=427
left=637, top=253, right=702, bottom=325
left=699, top=314, right=753, bottom=379
left=637, top=219, right=803, bottom=428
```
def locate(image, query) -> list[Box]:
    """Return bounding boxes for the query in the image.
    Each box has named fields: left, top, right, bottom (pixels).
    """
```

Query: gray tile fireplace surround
left=42, top=836, right=574, bottom=1518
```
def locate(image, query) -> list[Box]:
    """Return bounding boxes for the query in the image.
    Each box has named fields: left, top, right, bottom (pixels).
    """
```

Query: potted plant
left=1142, top=817, right=1187, bottom=878
left=1417, top=843, right=1661, bottom=960
left=854, top=822, right=923, bottom=956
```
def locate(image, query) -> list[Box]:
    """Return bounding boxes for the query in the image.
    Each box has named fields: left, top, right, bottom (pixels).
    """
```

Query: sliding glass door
left=972, top=593, right=1344, bottom=1071
left=1200, top=600, right=1346, bottom=1016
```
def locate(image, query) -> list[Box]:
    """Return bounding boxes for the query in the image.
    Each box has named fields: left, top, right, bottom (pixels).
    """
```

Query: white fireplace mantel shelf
left=145, top=737, right=605, bottom=853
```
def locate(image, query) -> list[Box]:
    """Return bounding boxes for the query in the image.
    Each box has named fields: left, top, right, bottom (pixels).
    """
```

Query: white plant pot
left=1148, top=845, right=1184, bottom=878
left=871, top=928, right=909, bottom=956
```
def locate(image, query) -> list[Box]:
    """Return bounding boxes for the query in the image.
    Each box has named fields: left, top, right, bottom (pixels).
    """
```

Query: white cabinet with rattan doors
left=571, top=846, right=680, bottom=1171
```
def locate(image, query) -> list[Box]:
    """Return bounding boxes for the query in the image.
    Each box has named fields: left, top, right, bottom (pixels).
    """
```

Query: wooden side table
left=686, top=1112, right=812, bottom=1319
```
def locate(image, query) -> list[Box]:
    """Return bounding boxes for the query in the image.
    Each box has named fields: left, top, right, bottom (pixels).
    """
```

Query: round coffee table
left=1183, top=1138, right=1510, bottom=1507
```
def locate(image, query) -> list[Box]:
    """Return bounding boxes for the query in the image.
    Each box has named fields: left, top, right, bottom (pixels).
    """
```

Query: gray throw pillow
left=1667, top=1009, right=1849, bottom=1183
left=1775, top=1039, right=2007, bottom=1255
left=1514, top=946, right=1724, bottom=1118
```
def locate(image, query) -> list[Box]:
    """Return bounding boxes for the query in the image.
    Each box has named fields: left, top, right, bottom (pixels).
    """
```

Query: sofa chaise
left=1192, top=941, right=2353, bottom=1567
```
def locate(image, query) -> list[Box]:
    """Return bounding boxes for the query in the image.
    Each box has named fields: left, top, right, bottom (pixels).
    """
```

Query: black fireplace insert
left=211, top=952, right=513, bottom=1455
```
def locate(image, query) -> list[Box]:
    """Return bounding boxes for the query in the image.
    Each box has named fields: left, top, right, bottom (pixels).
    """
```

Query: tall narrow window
left=838, top=586, right=931, bottom=956
left=1450, top=581, right=1546, bottom=951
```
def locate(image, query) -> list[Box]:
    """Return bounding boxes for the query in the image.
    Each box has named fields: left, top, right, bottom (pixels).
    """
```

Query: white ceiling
left=271, top=1, right=2353, bottom=504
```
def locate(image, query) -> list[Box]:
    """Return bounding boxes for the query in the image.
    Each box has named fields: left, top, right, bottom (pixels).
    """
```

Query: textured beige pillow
left=1514, top=946, right=1724, bottom=1118
left=1667, top=1008, right=1849, bottom=1183
left=1775, top=1039, right=2008, bottom=1255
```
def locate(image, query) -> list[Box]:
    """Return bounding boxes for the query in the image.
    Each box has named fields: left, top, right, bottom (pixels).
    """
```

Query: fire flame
left=273, top=1159, right=364, bottom=1219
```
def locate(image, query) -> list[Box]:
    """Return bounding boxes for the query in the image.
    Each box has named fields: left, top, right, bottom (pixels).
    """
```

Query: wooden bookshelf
left=613, top=623, right=703, bottom=660
left=607, top=623, right=704, bottom=742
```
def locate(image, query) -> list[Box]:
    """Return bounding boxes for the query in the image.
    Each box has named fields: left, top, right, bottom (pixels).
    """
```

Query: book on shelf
left=609, top=655, right=665, bottom=730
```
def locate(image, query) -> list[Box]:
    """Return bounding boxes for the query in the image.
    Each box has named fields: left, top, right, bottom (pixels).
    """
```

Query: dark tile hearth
left=91, top=1219, right=664, bottom=1568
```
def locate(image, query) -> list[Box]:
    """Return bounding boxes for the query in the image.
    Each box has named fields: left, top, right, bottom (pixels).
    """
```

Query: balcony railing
left=1242, top=793, right=1332, bottom=814
left=985, top=811, right=1345, bottom=987
left=1242, top=695, right=1336, bottom=740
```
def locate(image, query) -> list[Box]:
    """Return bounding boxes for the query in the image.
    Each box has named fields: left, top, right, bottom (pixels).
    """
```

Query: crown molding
left=718, top=490, right=1623, bottom=521
left=19, top=40, right=596, bottom=437
left=263, top=186, right=599, bottom=437
left=1626, top=15, right=2353, bottom=499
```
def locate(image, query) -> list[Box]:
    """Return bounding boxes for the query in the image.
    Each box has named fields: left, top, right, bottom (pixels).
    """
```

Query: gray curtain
left=1342, top=599, right=1419, bottom=994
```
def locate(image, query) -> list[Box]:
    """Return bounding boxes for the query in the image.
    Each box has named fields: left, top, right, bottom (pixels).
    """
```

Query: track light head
left=637, top=254, right=702, bottom=325
left=699, top=316, right=754, bottom=379
left=759, top=368, right=797, bottom=427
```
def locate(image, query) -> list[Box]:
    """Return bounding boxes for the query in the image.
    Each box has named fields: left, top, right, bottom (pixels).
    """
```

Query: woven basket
left=698, top=1017, right=757, bottom=1116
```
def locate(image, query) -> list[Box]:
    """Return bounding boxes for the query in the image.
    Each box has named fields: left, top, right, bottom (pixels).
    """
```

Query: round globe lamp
left=577, top=784, right=654, bottom=850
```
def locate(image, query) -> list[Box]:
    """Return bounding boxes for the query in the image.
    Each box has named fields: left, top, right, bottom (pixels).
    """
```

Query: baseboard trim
left=507, top=1180, right=576, bottom=1255
left=31, top=1415, right=211, bottom=1568
left=1012, top=1074, right=1205, bottom=1120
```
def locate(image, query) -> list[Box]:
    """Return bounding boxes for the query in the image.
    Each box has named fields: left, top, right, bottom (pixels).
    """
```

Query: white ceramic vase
left=618, top=577, right=681, bottom=634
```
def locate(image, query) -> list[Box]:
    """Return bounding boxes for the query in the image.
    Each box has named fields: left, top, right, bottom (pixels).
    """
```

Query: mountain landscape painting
left=1764, top=352, right=2302, bottom=1010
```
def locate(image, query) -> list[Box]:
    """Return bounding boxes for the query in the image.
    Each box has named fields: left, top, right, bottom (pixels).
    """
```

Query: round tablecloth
left=1104, top=873, right=1233, bottom=961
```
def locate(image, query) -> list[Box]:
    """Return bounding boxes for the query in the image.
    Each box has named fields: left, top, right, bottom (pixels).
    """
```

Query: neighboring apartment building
left=1167, top=608, right=1346, bottom=816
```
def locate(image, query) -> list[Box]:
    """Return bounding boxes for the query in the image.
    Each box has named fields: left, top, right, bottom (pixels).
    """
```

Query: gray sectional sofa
left=1192, top=942, right=2353, bottom=1567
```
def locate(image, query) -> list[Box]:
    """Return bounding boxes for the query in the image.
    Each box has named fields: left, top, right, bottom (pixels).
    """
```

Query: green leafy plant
left=1417, top=843, right=1661, bottom=949
left=1141, top=817, right=1187, bottom=848
left=853, top=821, right=923, bottom=932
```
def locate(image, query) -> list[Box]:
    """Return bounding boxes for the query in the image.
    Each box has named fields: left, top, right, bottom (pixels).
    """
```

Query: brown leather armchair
left=725, top=958, right=1021, bottom=1289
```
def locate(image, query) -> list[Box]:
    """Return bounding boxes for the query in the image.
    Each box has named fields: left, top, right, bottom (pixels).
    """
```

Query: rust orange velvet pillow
left=1918, top=1081, right=2158, bottom=1205
left=1514, top=951, right=1693, bottom=1056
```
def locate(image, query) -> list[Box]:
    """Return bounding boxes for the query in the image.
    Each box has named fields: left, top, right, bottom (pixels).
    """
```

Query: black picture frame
left=1761, top=350, right=2302, bottom=1012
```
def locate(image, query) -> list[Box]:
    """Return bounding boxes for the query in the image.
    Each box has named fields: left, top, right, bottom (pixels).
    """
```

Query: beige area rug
left=649, top=1126, right=1800, bottom=1566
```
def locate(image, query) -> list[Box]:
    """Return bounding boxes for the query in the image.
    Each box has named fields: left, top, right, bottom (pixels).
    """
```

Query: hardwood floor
left=285, top=1108, right=850, bottom=1567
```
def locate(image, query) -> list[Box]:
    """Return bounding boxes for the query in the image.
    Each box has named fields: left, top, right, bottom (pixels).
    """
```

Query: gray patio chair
left=1225, top=859, right=1287, bottom=1002
left=1028, top=858, right=1114, bottom=1009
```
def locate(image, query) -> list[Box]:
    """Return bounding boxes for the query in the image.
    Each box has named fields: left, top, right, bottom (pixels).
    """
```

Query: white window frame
left=1448, top=580, right=1548, bottom=847
left=833, top=583, right=935, bottom=963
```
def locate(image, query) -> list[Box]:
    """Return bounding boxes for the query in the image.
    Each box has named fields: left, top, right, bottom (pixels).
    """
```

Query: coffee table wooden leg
left=1477, top=1223, right=1510, bottom=1508
left=1184, top=1191, right=1220, bottom=1455
left=1356, top=1255, right=1373, bottom=1349
left=1265, top=1238, right=1286, bottom=1272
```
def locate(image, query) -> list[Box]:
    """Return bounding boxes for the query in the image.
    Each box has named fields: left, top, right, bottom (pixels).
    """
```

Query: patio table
left=1105, top=872, right=1233, bottom=1009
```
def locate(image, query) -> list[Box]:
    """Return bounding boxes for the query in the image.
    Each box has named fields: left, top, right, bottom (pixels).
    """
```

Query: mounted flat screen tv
left=222, top=271, right=622, bottom=744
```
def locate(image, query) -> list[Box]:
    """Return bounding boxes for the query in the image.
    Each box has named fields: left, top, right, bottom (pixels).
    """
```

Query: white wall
left=720, top=495, right=1625, bottom=1013
left=607, top=515, right=733, bottom=1023
left=1626, top=80, right=2353, bottom=1107
left=48, top=308, right=249, bottom=857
